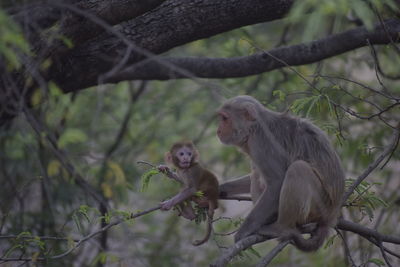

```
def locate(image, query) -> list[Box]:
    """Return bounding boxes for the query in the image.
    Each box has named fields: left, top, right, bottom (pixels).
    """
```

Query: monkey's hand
left=157, top=165, right=171, bottom=174
left=160, top=199, right=174, bottom=210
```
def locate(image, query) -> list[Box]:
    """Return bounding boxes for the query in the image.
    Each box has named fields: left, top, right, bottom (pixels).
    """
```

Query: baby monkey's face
left=174, top=146, right=194, bottom=169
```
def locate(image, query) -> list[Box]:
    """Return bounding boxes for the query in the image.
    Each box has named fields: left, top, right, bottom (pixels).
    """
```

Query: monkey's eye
left=219, top=114, right=228, bottom=121
left=188, top=152, right=192, bottom=156
left=179, top=152, right=184, bottom=156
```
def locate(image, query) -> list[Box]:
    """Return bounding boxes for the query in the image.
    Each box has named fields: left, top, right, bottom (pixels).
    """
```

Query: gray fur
left=218, top=95, right=345, bottom=251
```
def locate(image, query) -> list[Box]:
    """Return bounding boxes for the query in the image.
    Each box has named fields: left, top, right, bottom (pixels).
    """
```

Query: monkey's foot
left=257, top=224, right=281, bottom=238
left=179, top=210, right=196, bottom=220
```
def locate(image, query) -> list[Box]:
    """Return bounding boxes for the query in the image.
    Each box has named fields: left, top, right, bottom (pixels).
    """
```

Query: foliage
left=0, top=9, right=30, bottom=70
left=140, top=167, right=161, bottom=192
left=1, top=1, right=399, bottom=266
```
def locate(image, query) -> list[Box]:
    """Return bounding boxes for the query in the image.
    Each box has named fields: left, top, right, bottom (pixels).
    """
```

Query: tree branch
left=343, top=122, right=400, bottom=202
left=337, top=219, right=400, bottom=245
left=211, top=234, right=268, bottom=267
left=104, top=19, right=400, bottom=83
left=48, top=0, right=293, bottom=91
left=0, top=206, right=160, bottom=262
left=255, top=240, right=291, bottom=267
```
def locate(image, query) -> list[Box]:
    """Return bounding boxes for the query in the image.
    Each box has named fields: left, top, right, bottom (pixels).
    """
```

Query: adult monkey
left=217, top=95, right=344, bottom=251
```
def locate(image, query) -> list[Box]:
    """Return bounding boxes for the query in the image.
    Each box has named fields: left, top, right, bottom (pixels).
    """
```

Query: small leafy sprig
left=140, top=168, right=161, bottom=192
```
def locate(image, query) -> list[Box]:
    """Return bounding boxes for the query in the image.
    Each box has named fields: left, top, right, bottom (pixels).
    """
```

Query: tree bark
left=48, top=0, right=293, bottom=92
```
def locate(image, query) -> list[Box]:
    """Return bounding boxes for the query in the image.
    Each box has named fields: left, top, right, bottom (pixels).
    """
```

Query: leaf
left=17, top=231, right=32, bottom=239
left=290, top=95, right=320, bottom=115
left=59, top=35, right=74, bottom=48
left=78, top=205, right=91, bottom=223
left=49, top=82, right=62, bottom=97
left=31, top=89, right=42, bottom=106
left=302, top=10, right=325, bottom=42
left=324, top=234, right=337, bottom=248
left=194, top=191, right=204, bottom=197
left=57, top=128, right=88, bottom=148
left=101, top=183, right=113, bottom=198
left=47, top=160, right=61, bottom=176
left=72, top=214, right=84, bottom=234
left=272, top=90, right=286, bottom=101
left=350, top=0, right=375, bottom=30
left=367, top=258, right=385, bottom=266
left=106, top=161, right=126, bottom=184
left=140, top=168, right=160, bottom=192
left=103, top=212, right=112, bottom=224
left=246, top=247, right=262, bottom=258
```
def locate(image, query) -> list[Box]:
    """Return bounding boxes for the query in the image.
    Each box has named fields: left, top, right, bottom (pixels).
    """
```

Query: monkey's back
left=271, top=113, right=345, bottom=223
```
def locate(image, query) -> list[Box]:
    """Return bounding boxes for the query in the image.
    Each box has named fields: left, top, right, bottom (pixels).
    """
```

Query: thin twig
left=0, top=235, right=78, bottom=242
left=211, top=234, right=270, bottom=267
left=336, top=229, right=357, bottom=267
left=0, top=206, right=160, bottom=262
left=137, top=161, right=157, bottom=168
left=378, top=240, right=393, bottom=267
left=343, top=123, right=400, bottom=202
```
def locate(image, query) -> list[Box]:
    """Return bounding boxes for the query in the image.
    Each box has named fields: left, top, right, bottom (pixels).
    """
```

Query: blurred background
left=0, top=0, right=399, bottom=266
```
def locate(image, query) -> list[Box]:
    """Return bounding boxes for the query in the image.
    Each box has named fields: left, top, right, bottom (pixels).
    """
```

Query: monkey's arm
left=219, top=174, right=251, bottom=197
left=158, top=165, right=184, bottom=184
left=160, top=187, right=196, bottom=210
left=234, top=183, right=280, bottom=242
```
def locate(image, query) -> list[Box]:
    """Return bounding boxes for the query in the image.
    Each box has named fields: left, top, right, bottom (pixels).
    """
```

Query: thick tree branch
left=13, top=0, right=164, bottom=45
left=105, top=19, right=400, bottom=83
left=48, top=0, right=293, bottom=91
left=52, top=0, right=165, bottom=48
left=337, top=219, right=400, bottom=245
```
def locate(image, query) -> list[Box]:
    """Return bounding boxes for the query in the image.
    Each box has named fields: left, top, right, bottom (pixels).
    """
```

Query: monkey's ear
left=164, top=152, right=173, bottom=164
left=243, top=103, right=257, bottom=121
left=193, top=149, right=199, bottom=162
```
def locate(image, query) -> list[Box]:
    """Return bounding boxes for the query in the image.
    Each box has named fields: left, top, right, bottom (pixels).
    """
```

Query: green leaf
left=367, top=258, right=385, bottom=266
left=57, top=128, right=88, bottom=148
left=72, top=213, right=84, bottom=234
left=140, top=168, right=160, bottom=192
left=106, top=161, right=126, bottom=184
left=272, top=90, right=286, bottom=101
left=324, top=234, right=337, bottom=248
left=246, top=247, right=262, bottom=258
left=194, top=191, right=204, bottom=197
left=47, top=160, right=61, bottom=176
left=78, top=205, right=91, bottom=223
left=350, top=0, right=375, bottom=30
left=290, top=95, right=320, bottom=116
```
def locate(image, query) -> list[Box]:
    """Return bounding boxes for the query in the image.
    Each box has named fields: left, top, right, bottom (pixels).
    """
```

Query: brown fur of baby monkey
left=158, top=141, right=219, bottom=246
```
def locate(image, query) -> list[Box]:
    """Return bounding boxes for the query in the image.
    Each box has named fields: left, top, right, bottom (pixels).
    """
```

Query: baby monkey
left=158, top=141, right=219, bottom=246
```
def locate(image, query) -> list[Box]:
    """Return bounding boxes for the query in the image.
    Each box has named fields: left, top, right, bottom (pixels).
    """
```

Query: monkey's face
left=173, top=146, right=194, bottom=169
left=217, top=109, right=249, bottom=146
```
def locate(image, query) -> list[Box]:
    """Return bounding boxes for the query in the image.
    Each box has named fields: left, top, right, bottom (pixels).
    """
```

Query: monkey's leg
left=277, top=160, right=324, bottom=227
left=177, top=202, right=196, bottom=220
left=234, top=183, right=280, bottom=242
left=192, top=201, right=215, bottom=246
left=277, top=160, right=328, bottom=251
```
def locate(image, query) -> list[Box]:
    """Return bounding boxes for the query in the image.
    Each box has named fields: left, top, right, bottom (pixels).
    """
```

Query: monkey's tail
left=192, top=215, right=212, bottom=246
left=289, top=224, right=329, bottom=252
left=192, top=203, right=215, bottom=246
